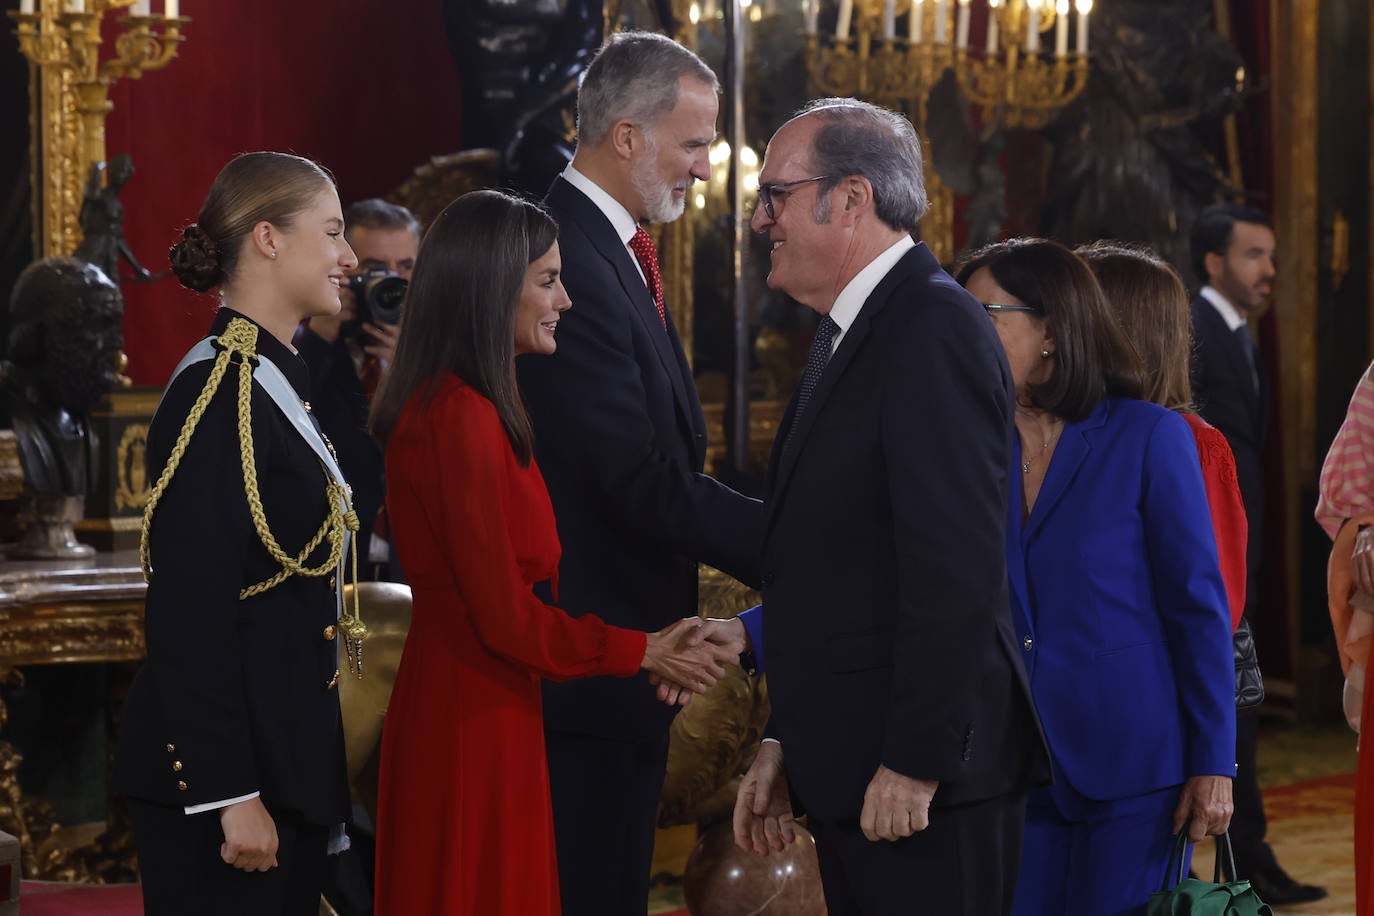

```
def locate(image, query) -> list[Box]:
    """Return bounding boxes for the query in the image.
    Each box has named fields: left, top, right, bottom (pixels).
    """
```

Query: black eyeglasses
left=756, top=176, right=834, bottom=221
left=982, top=303, right=1044, bottom=316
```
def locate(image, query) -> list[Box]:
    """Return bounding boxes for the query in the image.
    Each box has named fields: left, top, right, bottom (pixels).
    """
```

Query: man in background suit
left=730, top=99, right=1049, bottom=916
left=1190, top=202, right=1325, bottom=905
left=516, top=31, right=763, bottom=916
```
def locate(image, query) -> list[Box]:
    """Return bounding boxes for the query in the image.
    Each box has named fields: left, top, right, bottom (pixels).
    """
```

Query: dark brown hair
left=169, top=152, right=335, bottom=293
left=955, top=238, right=1143, bottom=421
left=369, top=190, right=556, bottom=465
left=1077, top=241, right=1194, bottom=414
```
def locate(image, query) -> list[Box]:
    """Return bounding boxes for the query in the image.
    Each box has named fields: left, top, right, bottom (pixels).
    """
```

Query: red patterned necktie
left=628, top=227, right=667, bottom=328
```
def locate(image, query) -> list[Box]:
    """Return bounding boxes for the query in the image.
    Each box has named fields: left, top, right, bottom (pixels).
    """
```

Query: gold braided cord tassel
left=140, top=319, right=358, bottom=618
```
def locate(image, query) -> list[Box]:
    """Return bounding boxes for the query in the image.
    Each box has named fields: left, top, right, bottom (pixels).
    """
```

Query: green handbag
left=1147, top=830, right=1273, bottom=916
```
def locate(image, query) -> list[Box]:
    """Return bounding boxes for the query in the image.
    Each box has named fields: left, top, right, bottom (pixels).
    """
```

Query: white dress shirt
left=824, top=235, right=917, bottom=354
left=562, top=165, right=648, bottom=287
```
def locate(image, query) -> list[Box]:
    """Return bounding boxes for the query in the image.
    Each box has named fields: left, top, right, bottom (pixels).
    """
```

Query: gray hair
left=576, top=31, right=719, bottom=148
left=793, top=98, right=927, bottom=231
left=344, top=198, right=421, bottom=243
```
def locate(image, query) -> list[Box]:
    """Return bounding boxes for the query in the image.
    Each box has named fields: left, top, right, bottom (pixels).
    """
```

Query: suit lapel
left=1005, top=455, right=1033, bottom=637
left=548, top=178, right=701, bottom=438
left=763, top=245, right=929, bottom=535
left=1024, top=399, right=1109, bottom=542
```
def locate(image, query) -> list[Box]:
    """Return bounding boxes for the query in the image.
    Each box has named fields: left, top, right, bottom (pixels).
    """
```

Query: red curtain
left=102, top=0, right=464, bottom=385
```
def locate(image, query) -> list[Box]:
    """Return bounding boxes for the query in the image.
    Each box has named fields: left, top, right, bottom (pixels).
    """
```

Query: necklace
left=1019, top=419, right=1062, bottom=475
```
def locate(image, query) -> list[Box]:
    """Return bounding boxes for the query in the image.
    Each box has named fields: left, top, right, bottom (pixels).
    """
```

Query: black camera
left=344, top=268, right=407, bottom=327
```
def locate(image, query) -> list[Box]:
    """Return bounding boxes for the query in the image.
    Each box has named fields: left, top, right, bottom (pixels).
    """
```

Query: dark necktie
left=628, top=227, right=667, bottom=328
left=783, top=315, right=840, bottom=455
left=1235, top=324, right=1258, bottom=392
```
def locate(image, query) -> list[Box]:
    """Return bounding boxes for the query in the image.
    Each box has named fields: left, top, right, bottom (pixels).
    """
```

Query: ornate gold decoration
left=10, top=0, right=189, bottom=258
left=801, top=0, right=1092, bottom=259
left=1269, top=0, right=1318, bottom=702
left=660, top=567, right=769, bottom=826
left=113, top=422, right=148, bottom=511
left=0, top=552, right=146, bottom=879
left=0, top=432, right=24, bottom=502
left=952, top=3, right=1090, bottom=129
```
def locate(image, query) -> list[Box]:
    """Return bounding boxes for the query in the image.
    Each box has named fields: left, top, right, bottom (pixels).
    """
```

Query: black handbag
left=1234, top=615, right=1264, bottom=709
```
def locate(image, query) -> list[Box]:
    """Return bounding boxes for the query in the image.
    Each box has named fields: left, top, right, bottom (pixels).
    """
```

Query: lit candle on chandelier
left=68, top=0, right=86, bottom=11
left=883, top=0, right=896, bottom=40
left=19, top=0, right=34, bottom=13
left=1054, top=0, right=1068, bottom=55
left=1076, top=0, right=1091, bottom=53
left=132, top=0, right=150, bottom=14
left=934, top=0, right=947, bottom=42
left=805, top=0, right=818, bottom=34
left=836, top=0, right=853, bottom=39
left=955, top=0, right=971, bottom=49
left=985, top=0, right=1000, bottom=53
left=165, top=0, right=179, bottom=18
left=909, top=0, right=925, bottom=43
left=1025, top=0, right=1039, bottom=52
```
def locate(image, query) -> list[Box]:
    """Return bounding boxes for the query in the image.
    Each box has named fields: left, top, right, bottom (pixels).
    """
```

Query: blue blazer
left=1008, top=397, right=1236, bottom=802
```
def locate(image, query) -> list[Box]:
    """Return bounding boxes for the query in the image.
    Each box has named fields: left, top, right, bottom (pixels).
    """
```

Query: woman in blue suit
left=956, top=239, right=1235, bottom=916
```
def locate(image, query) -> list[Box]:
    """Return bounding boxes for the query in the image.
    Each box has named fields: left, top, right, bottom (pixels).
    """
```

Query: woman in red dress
left=369, top=190, right=728, bottom=915
left=1080, top=242, right=1247, bottom=631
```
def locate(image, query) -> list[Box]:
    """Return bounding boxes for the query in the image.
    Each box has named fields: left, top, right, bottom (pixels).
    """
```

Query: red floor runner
left=19, top=881, right=143, bottom=916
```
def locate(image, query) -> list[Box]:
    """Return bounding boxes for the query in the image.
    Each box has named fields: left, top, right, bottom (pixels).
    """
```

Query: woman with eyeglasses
left=955, top=239, right=1235, bottom=916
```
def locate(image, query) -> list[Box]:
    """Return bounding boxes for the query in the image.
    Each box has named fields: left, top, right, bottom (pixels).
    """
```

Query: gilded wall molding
left=1270, top=0, right=1319, bottom=687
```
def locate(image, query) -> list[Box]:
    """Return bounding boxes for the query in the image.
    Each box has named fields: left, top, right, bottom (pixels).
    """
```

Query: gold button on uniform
left=328, top=575, right=337, bottom=590
left=325, top=669, right=340, bottom=690
left=166, top=743, right=175, bottom=753
left=323, top=625, right=337, bottom=641
left=172, top=761, right=183, bottom=772
left=177, top=780, right=188, bottom=791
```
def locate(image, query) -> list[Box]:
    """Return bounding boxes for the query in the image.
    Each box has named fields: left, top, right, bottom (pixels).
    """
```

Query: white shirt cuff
left=184, top=791, right=259, bottom=815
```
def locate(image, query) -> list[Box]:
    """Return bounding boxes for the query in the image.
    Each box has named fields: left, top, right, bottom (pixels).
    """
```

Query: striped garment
left=1317, top=359, right=1374, bottom=539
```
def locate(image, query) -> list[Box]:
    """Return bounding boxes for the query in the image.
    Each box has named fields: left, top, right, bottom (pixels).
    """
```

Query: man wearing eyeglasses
left=729, top=99, right=1049, bottom=916
left=515, top=30, right=764, bottom=916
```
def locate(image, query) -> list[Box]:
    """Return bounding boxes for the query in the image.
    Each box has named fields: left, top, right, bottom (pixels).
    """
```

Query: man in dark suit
left=1190, top=203, right=1325, bottom=904
left=516, top=31, right=763, bottom=916
left=730, top=100, right=1050, bottom=916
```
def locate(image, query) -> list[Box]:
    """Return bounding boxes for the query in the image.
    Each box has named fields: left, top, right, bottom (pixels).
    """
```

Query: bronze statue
left=1037, top=0, right=1252, bottom=279
left=73, top=154, right=154, bottom=286
left=442, top=0, right=600, bottom=195
left=2, top=257, right=125, bottom=557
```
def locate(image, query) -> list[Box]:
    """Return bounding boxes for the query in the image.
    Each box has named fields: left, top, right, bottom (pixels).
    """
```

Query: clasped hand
left=733, top=745, right=938, bottom=855
left=641, top=617, right=743, bottom=706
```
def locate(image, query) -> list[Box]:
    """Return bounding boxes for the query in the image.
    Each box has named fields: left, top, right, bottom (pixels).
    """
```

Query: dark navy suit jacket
left=517, top=176, right=763, bottom=740
left=750, top=243, right=1049, bottom=821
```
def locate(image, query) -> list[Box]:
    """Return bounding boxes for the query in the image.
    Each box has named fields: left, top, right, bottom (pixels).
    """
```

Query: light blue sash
left=165, top=335, right=353, bottom=620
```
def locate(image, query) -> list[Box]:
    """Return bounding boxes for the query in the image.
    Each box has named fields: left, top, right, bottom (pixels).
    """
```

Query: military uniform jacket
left=115, top=308, right=350, bottom=826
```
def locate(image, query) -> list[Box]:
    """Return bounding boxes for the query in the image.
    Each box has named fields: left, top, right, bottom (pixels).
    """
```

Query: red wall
left=102, top=0, right=464, bottom=384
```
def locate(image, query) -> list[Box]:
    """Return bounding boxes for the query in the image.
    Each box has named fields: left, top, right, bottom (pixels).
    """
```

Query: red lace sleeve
left=1184, top=414, right=1248, bottom=631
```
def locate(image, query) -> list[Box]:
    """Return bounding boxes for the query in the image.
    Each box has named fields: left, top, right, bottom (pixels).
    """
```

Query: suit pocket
left=828, top=632, right=892, bottom=673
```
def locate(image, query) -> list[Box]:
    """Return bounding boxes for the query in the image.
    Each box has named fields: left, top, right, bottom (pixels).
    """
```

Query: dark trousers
left=1229, top=706, right=1277, bottom=875
left=545, top=729, right=670, bottom=916
left=131, top=798, right=329, bottom=916
left=808, top=791, right=1028, bottom=916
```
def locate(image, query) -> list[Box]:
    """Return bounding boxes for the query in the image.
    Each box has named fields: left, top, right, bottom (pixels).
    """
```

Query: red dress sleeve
left=405, top=379, right=646, bottom=679
left=1184, top=413, right=1248, bottom=631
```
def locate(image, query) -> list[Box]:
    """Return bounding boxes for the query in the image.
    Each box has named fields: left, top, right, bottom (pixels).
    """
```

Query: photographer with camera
left=295, top=198, right=419, bottom=581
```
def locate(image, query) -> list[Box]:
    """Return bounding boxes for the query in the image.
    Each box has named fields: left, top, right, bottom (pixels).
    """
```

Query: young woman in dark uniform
left=116, top=151, right=362, bottom=915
